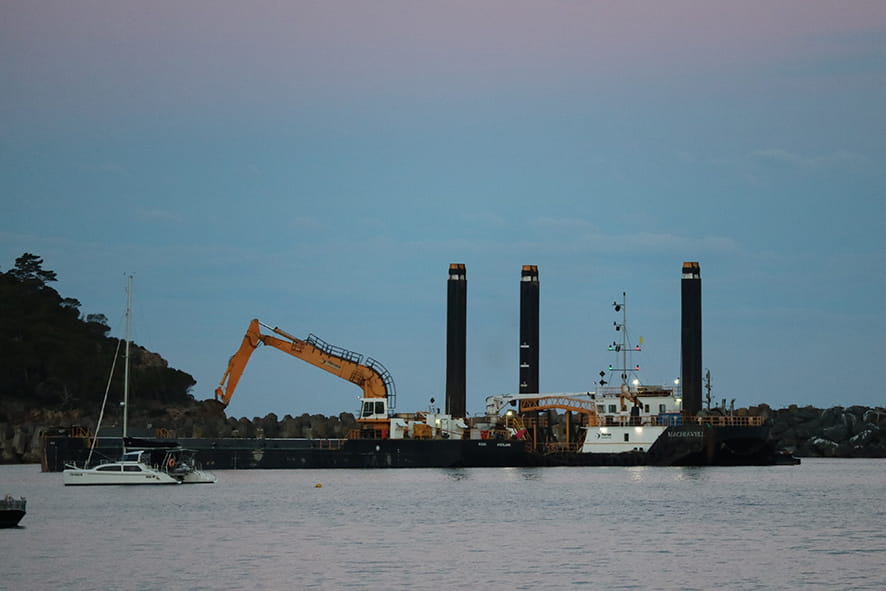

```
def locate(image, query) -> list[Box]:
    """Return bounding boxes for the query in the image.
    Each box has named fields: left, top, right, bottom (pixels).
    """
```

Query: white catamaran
left=63, top=276, right=215, bottom=486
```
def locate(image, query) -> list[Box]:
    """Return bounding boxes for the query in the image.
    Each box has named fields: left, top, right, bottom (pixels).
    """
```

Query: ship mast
left=605, top=292, right=641, bottom=392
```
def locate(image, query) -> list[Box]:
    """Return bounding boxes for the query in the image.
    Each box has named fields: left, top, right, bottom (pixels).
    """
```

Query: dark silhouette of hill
left=0, top=253, right=195, bottom=422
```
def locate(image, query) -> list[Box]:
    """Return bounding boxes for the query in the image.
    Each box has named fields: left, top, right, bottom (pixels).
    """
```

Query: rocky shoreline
left=2, top=401, right=884, bottom=464
left=768, top=404, right=886, bottom=458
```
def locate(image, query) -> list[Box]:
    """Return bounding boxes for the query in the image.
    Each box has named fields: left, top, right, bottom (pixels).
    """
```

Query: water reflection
left=443, top=466, right=542, bottom=482
left=673, top=466, right=707, bottom=481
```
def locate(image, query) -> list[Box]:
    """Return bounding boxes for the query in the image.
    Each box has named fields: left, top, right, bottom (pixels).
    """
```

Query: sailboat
left=63, top=276, right=215, bottom=485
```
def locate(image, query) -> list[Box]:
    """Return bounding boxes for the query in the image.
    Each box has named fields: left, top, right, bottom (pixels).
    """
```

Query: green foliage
left=0, top=253, right=196, bottom=412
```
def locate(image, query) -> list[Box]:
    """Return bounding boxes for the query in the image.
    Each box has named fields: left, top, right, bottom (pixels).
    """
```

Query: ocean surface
left=1, top=459, right=884, bottom=590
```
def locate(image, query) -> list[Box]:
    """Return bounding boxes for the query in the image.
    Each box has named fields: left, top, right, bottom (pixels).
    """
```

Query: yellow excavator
left=214, top=319, right=397, bottom=437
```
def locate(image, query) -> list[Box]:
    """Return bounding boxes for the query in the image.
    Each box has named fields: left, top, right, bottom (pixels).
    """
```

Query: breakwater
left=2, top=400, right=884, bottom=464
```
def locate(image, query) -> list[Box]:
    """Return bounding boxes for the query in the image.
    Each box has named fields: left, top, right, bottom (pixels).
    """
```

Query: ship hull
left=521, top=425, right=783, bottom=467
left=43, top=436, right=530, bottom=471
left=42, top=425, right=790, bottom=471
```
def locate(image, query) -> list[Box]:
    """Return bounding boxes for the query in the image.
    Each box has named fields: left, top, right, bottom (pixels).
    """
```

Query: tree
left=86, top=313, right=109, bottom=326
left=9, top=253, right=58, bottom=286
left=61, top=298, right=81, bottom=311
left=1, top=253, right=197, bottom=410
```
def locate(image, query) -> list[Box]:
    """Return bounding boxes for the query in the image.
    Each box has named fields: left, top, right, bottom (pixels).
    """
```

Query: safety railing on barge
left=590, top=413, right=765, bottom=428
left=683, top=415, right=764, bottom=427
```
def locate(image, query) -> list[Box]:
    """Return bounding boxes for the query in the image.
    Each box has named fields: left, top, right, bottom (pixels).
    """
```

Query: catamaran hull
left=62, top=470, right=181, bottom=485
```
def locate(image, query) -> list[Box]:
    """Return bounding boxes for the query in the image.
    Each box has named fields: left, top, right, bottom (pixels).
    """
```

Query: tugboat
left=0, top=495, right=26, bottom=528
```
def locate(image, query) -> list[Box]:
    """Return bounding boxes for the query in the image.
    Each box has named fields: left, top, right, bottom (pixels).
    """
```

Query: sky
left=3, top=1, right=885, bottom=419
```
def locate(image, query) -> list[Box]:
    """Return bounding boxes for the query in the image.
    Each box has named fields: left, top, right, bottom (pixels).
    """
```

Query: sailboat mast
left=123, top=275, right=132, bottom=447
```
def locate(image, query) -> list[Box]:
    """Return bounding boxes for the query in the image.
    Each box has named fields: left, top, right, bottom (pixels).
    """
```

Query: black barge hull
left=42, top=436, right=530, bottom=471
left=43, top=424, right=793, bottom=471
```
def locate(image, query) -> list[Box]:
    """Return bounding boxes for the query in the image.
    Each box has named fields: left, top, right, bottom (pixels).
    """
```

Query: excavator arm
left=214, top=319, right=396, bottom=408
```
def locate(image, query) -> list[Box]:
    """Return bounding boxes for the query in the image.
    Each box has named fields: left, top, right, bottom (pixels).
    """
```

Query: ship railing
left=685, top=415, right=765, bottom=427
left=596, top=415, right=664, bottom=427
left=595, top=385, right=673, bottom=397
left=591, top=414, right=764, bottom=428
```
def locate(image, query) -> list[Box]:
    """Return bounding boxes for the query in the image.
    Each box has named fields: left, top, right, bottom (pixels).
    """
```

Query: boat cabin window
left=624, top=433, right=630, bottom=442
left=123, top=465, right=142, bottom=472
left=97, top=465, right=122, bottom=472
left=597, top=405, right=605, bottom=414
left=644, top=404, right=650, bottom=413
left=659, top=404, right=666, bottom=413
left=608, top=404, right=617, bottom=413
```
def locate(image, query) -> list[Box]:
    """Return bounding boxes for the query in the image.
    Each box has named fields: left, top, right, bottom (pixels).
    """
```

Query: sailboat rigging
left=63, top=275, right=215, bottom=485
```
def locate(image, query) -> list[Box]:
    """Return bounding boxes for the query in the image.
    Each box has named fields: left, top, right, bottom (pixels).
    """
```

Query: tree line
left=0, top=253, right=195, bottom=415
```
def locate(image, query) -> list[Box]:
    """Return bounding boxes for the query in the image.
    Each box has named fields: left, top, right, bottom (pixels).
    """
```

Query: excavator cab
left=360, top=398, right=388, bottom=420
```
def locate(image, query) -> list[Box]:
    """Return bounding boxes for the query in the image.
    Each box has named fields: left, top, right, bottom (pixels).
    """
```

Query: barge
left=41, top=261, right=796, bottom=472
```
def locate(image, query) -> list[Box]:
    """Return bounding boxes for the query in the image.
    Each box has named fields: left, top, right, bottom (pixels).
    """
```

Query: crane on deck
left=214, top=319, right=396, bottom=435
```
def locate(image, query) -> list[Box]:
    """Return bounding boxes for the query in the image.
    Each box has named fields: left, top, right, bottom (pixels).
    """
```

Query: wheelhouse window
left=123, top=465, right=142, bottom=472
left=97, top=465, right=122, bottom=472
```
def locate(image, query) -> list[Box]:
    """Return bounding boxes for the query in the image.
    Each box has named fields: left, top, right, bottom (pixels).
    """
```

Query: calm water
left=1, top=459, right=884, bottom=590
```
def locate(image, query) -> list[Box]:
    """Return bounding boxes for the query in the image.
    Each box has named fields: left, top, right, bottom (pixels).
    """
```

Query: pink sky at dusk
left=5, top=1, right=885, bottom=89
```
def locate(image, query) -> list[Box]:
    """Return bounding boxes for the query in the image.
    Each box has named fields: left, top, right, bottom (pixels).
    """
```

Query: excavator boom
left=214, top=319, right=396, bottom=408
